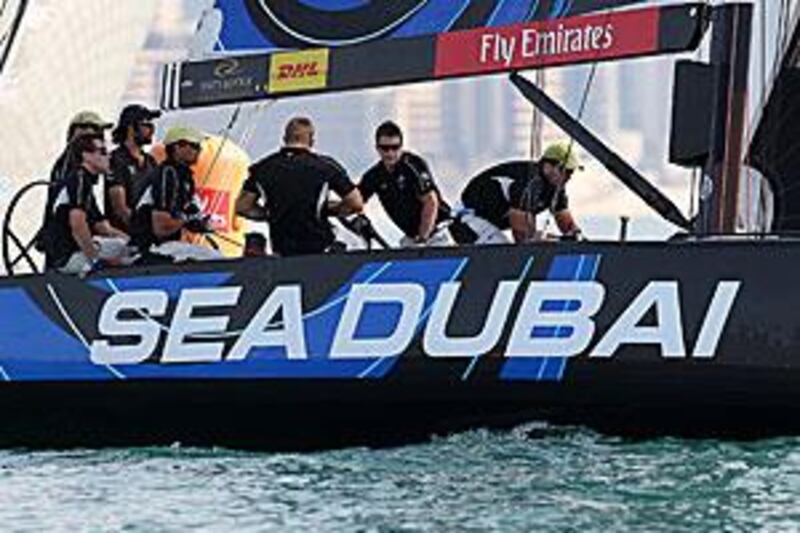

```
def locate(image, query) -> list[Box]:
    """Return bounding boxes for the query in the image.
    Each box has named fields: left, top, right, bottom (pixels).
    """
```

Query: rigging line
left=45, top=283, right=125, bottom=380
left=199, top=104, right=243, bottom=190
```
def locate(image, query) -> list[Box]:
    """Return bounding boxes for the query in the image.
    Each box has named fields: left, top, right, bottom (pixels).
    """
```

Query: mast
left=696, top=3, right=753, bottom=234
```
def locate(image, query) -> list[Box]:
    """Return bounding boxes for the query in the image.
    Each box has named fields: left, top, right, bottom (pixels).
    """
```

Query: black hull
left=0, top=241, right=797, bottom=448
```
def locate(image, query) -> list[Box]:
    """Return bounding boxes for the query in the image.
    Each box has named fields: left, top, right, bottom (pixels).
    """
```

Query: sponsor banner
left=267, top=48, right=330, bottom=94
left=0, top=243, right=762, bottom=383
left=170, top=4, right=706, bottom=109
left=178, top=55, right=269, bottom=108
left=209, top=0, right=646, bottom=53
left=195, top=187, right=231, bottom=233
left=435, top=7, right=659, bottom=77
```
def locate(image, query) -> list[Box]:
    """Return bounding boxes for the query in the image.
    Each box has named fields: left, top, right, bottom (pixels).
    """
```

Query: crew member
left=359, top=121, right=451, bottom=247
left=106, top=104, right=161, bottom=231
left=236, top=117, right=363, bottom=256
left=131, top=126, right=220, bottom=262
left=455, top=142, right=584, bottom=244
left=39, top=111, right=112, bottom=252
left=44, top=133, right=131, bottom=274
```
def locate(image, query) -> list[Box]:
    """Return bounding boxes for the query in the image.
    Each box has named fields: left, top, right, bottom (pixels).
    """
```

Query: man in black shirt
left=132, top=126, right=220, bottom=262
left=45, top=134, right=131, bottom=274
left=359, top=121, right=451, bottom=247
left=236, top=117, right=363, bottom=256
left=456, top=142, right=584, bottom=244
left=106, top=104, right=161, bottom=231
left=38, top=111, right=113, bottom=253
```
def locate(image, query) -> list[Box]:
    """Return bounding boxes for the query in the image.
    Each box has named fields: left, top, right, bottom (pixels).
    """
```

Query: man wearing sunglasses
left=106, top=104, right=161, bottom=231
left=236, top=117, right=364, bottom=256
left=359, top=121, right=451, bottom=248
left=44, top=134, right=131, bottom=275
left=453, top=142, right=584, bottom=245
left=38, top=111, right=113, bottom=253
left=132, top=126, right=220, bottom=262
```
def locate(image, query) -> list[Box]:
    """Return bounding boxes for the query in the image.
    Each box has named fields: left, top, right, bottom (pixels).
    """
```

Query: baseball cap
left=117, top=104, right=161, bottom=127
left=69, top=111, right=113, bottom=130
left=542, top=142, right=584, bottom=172
left=162, top=125, right=207, bottom=146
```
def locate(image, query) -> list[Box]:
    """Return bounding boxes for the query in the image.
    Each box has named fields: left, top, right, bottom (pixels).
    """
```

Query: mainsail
left=194, top=0, right=648, bottom=55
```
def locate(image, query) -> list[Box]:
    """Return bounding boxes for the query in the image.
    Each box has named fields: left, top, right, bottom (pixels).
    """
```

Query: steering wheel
left=2, top=179, right=50, bottom=275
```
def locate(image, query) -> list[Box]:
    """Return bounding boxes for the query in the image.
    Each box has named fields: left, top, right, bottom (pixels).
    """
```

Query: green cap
left=542, top=142, right=584, bottom=171
left=69, top=110, right=112, bottom=129
left=163, top=125, right=207, bottom=146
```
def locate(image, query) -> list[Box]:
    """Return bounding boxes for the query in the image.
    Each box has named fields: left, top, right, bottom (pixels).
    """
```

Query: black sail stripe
left=245, top=0, right=428, bottom=48
left=450, top=0, right=500, bottom=31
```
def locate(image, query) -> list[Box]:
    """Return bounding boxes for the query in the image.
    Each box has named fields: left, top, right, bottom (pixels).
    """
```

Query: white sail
left=0, top=0, right=158, bottom=267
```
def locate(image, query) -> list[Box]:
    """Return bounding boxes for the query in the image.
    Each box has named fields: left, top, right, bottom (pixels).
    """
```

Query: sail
left=192, top=0, right=648, bottom=57
left=0, top=0, right=159, bottom=268
left=168, top=3, right=708, bottom=110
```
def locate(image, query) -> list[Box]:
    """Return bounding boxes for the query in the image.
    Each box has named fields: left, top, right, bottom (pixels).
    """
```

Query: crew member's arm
left=151, top=167, right=186, bottom=238
left=236, top=167, right=268, bottom=221
left=509, top=208, right=536, bottom=243
left=554, top=209, right=581, bottom=237
left=93, top=219, right=129, bottom=241
left=152, top=210, right=185, bottom=238
left=327, top=189, right=364, bottom=216
left=107, top=186, right=131, bottom=228
left=68, top=209, right=99, bottom=260
left=551, top=189, right=581, bottom=238
left=405, top=156, right=440, bottom=241
left=326, top=157, right=364, bottom=216
left=236, top=191, right=268, bottom=221
left=508, top=178, right=539, bottom=243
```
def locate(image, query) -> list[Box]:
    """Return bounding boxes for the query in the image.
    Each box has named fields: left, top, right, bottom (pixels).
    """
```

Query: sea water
left=0, top=426, right=798, bottom=532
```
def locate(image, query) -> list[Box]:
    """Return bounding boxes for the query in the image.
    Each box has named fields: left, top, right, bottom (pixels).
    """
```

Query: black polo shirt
left=360, top=152, right=450, bottom=238
left=131, top=160, right=196, bottom=247
left=460, top=161, right=568, bottom=230
left=105, top=146, right=158, bottom=229
left=45, top=167, right=105, bottom=268
left=243, top=147, right=356, bottom=256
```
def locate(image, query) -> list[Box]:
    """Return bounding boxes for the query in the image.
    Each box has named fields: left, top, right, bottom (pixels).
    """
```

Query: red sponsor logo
left=196, top=188, right=231, bottom=233
left=278, top=61, right=321, bottom=80
left=434, top=7, right=660, bottom=77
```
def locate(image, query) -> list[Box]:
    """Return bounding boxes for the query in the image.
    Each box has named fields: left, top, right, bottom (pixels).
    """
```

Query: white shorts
left=150, top=241, right=224, bottom=262
left=59, top=237, right=135, bottom=275
left=458, top=213, right=511, bottom=245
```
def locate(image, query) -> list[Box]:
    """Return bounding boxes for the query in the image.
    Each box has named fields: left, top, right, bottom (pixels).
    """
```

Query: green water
left=0, top=426, right=798, bottom=531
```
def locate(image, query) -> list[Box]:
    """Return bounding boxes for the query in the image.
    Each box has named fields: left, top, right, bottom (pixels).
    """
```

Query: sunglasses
left=377, top=144, right=402, bottom=152
left=138, top=121, right=155, bottom=129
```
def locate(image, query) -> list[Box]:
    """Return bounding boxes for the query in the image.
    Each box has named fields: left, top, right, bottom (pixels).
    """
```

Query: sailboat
left=0, top=1, right=794, bottom=450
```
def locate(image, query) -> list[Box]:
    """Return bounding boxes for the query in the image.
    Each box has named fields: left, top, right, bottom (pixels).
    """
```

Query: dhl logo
left=269, top=49, right=329, bottom=93
left=277, top=61, right=320, bottom=80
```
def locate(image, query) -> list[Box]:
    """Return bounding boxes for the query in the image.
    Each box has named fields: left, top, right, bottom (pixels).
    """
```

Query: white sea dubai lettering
left=89, top=280, right=742, bottom=365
